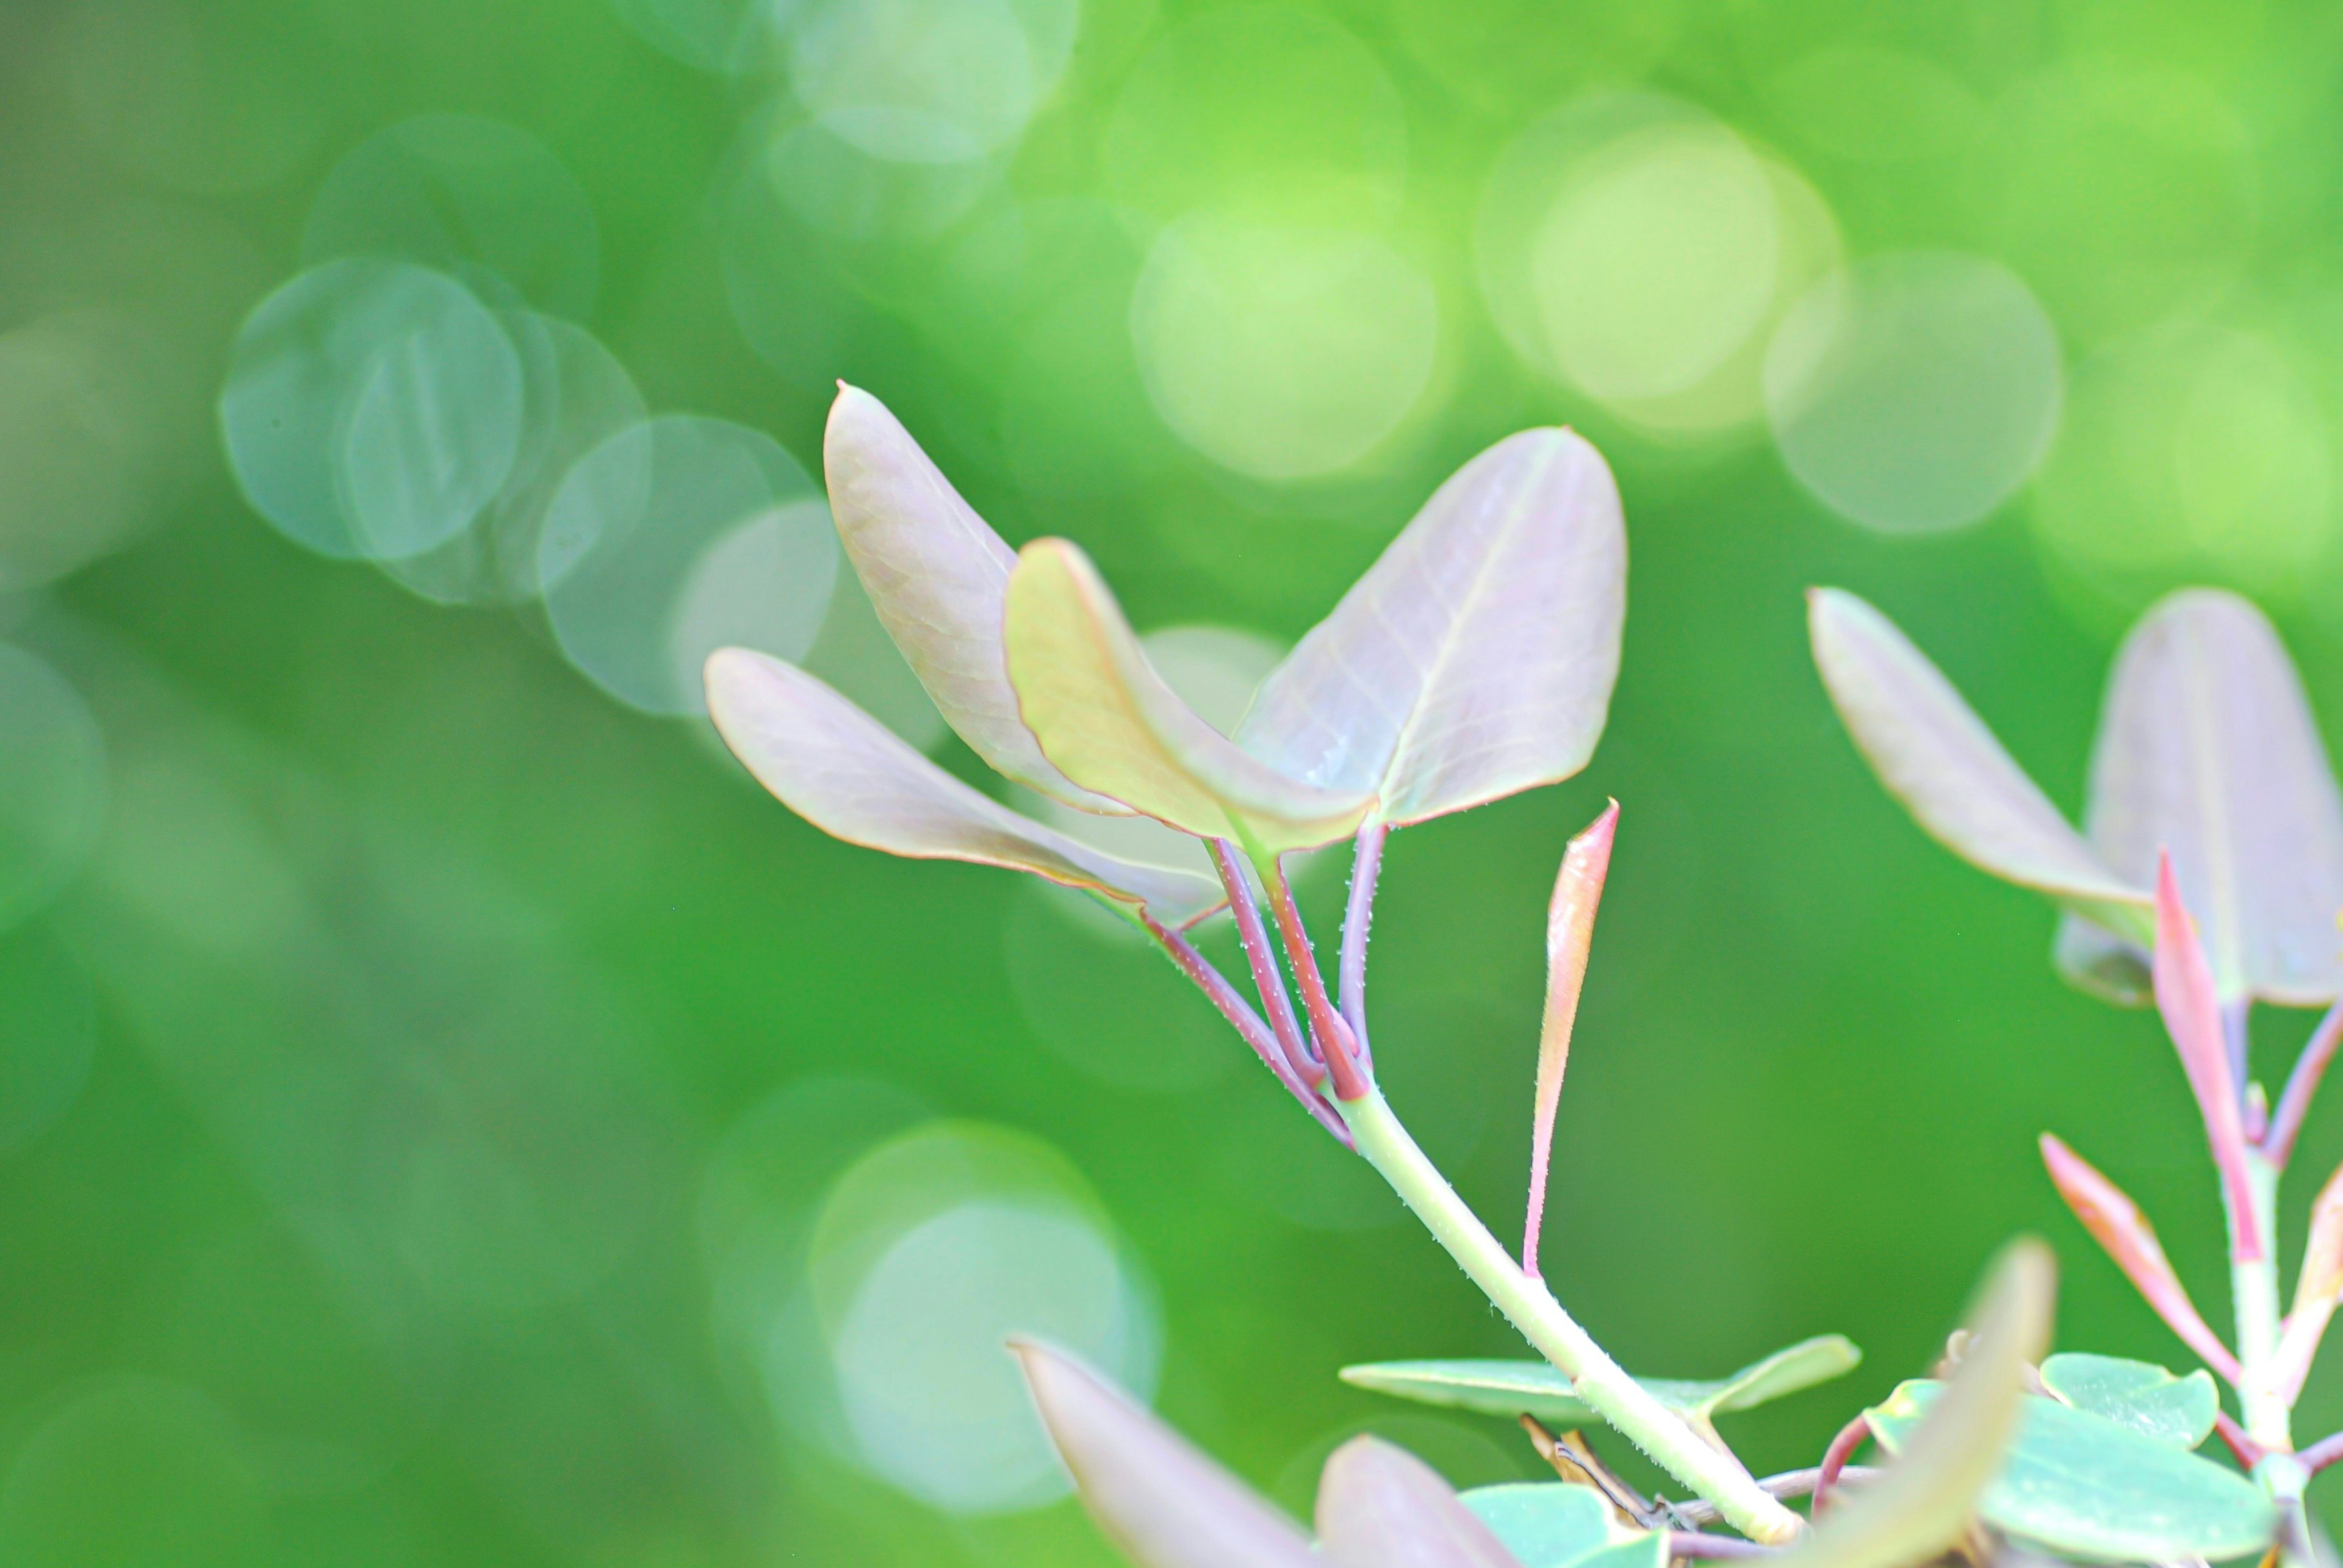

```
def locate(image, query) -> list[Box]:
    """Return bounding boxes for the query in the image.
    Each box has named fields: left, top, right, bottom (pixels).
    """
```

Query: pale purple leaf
left=1236, top=429, right=1625, bottom=827
left=705, top=648, right=1220, bottom=924
left=824, top=384, right=1128, bottom=813
left=1315, top=1436, right=1527, bottom=1568
left=1012, top=1339, right=1321, bottom=1568
left=2075, top=589, right=2343, bottom=1004
left=1776, top=1240, right=2054, bottom=1568
left=1004, top=539, right=1376, bottom=855
left=1809, top=588, right=2150, bottom=938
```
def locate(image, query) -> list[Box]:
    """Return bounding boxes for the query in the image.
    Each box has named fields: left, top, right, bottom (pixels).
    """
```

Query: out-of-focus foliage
left=7, top=0, right=2343, bottom=1564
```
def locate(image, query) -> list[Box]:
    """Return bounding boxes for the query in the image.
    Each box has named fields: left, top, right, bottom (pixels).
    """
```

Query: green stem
left=1340, top=1088, right=1804, bottom=1544
left=2234, top=1148, right=2292, bottom=1450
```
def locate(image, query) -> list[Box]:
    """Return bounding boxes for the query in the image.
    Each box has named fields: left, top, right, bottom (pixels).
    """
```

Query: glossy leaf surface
left=823, top=386, right=1127, bottom=811
left=705, top=650, right=1221, bottom=924
left=1316, top=1436, right=1527, bottom=1568
left=1004, top=538, right=1375, bottom=853
left=1458, top=1484, right=1616, bottom=1568
left=1808, top=589, right=2150, bottom=938
left=1776, top=1241, right=2053, bottom=1568
left=1237, top=428, right=1625, bottom=827
left=2078, top=588, right=2343, bottom=1003
left=1525, top=802, right=1616, bottom=1276
left=2036, top=1353, right=2216, bottom=1449
left=1341, top=1334, right=1860, bottom=1425
left=1012, top=1340, right=1320, bottom=1568
left=1865, top=1380, right=2274, bottom=1563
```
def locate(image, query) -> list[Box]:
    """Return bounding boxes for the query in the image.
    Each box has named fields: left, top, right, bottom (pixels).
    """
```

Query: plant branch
left=2266, top=1001, right=2343, bottom=1168
left=1140, top=910, right=1350, bottom=1146
left=2230, top=1148, right=2291, bottom=1449
left=1339, top=1088, right=1802, bottom=1544
left=1258, top=851, right=1369, bottom=1101
left=1812, top=1414, right=1870, bottom=1516
left=1665, top=1533, right=1778, bottom=1559
left=2295, top=1430, right=2343, bottom=1473
left=1339, top=822, right=1386, bottom=1068
left=1207, top=840, right=1322, bottom=1090
left=1671, top=1468, right=1882, bottom=1525
left=2213, top=1411, right=2264, bottom=1469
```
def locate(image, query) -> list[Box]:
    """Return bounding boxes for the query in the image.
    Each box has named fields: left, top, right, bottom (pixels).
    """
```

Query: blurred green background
left=7, top=0, right=2343, bottom=1561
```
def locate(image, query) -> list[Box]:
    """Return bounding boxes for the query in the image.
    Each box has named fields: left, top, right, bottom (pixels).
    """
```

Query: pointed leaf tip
left=1238, top=427, right=1625, bottom=828
left=1004, top=538, right=1375, bottom=854
left=1807, top=588, right=2149, bottom=936
left=704, top=648, right=1220, bottom=924
left=2036, top=1132, right=2242, bottom=1382
left=1315, top=1435, right=1528, bottom=1568
left=1524, top=800, right=1617, bottom=1274
left=2150, top=854, right=2262, bottom=1261
left=1012, top=1339, right=1320, bottom=1568
left=822, top=385, right=1128, bottom=813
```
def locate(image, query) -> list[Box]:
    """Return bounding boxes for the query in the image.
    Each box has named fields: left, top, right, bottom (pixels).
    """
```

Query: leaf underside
left=1865, top=1381, right=2275, bottom=1563
left=1808, top=589, right=2150, bottom=944
left=1238, top=427, right=1625, bottom=829
left=2069, top=588, right=2343, bottom=1005
left=1339, top=1334, right=1860, bottom=1426
left=704, top=649, right=1222, bottom=925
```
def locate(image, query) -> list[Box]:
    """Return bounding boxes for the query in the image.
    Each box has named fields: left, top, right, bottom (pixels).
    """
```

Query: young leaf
left=2078, top=588, right=2343, bottom=1004
left=1003, top=538, right=1375, bottom=854
left=1807, top=589, right=2150, bottom=940
left=1459, top=1483, right=1617, bottom=1568
left=1863, top=1380, right=2276, bottom=1563
left=705, top=650, right=1222, bottom=925
left=2036, top=1353, right=2218, bottom=1450
left=2037, top=1133, right=2243, bottom=1382
left=1010, top=1339, right=1321, bottom=1568
left=2273, top=1158, right=2343, bottom=1401
left=1773, top=1240, right=2053, bottom=1568
left=1525, top=802, right=1618, bottom=1278
left=1315, top=1436, right=1528, bottom=1568
left=1236, top=428, right=1625, bottom=827
left=2150, top=857, right=2262, bottom=1261
left=823, top=384, right=1128, bottom=813
left=1339, top=1334, right=1861, bottom=1426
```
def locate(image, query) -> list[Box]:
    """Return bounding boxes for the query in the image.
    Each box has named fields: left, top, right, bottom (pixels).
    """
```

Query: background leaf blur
left=7, top=0, right=2343, bottom=1563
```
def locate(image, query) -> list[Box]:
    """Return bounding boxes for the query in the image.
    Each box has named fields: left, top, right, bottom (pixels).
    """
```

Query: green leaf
left=1807, top=589, right=2151, bottom=943
left=1003, top=538, right=1376, bottom=854
left=705, top=649, right=1223, bottom=926
left=2037, top=1353, right=2218, bottom=1450
left=2070, top=588, right=2343, bottom=1004
left=1458, top=1484, right=1614, bottom=1568
left=823, top=384, right=1128, bottom=813
left=1236, top=428, right=1625, bottom=828
left=1564, top=1539, right=1666, bottom=1568
left=1865, top=1381, right=2275, bottom=1563
left=1315, top=1436, right=1528, bottom=1568
left=1776, top=1240, right=2054, bottom=1568
left=1339, top=1334, right=1860, bottom=1425
left=1011, top=1339, right=1322, bottom=1568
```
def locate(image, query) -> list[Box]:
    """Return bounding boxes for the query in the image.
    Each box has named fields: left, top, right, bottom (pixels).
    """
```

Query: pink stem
left=1339, top=822, right=1386, bottom=1070
left=1207, top=841, right=1323, bottom=1089
left=2212, top=1410, right=2264, bottom=1469
left=1665, top=1536, right=1777, bottom=1559
left=1142, top=911, right=1350, bottom=1147
left=1812, top=1414, right=1870, bottom=1517
left=1261, top=853, right=1370, bottom=1101
left=2297, top=1428, right=2343, bottom=1473
left=2266, top=1000, right=2343, bottom=1168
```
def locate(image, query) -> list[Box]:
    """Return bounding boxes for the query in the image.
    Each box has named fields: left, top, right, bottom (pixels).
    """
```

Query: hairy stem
left=2233, top=1148, right=2291, bottom=1449
left=1207, top=841, right=1322, bottom=1088
left=1258, top=852, right=1368, bottom=1100
left=1339, top=822, right=1386, bottom=1066
left=1341, top=1088, right=1802, bottom=1544
left=1141, top=912, right=1349, bottom=1146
